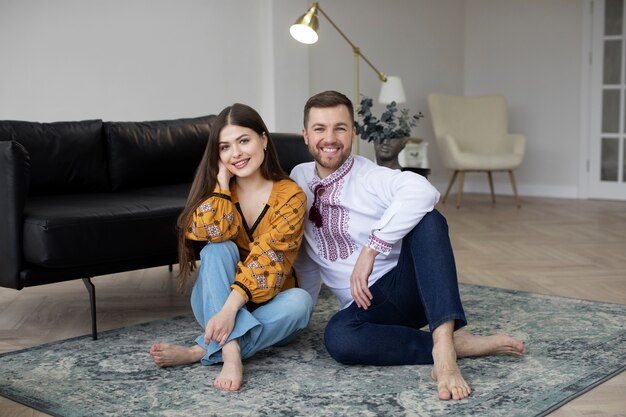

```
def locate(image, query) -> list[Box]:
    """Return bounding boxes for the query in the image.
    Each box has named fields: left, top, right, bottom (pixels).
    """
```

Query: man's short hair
left=303, top=90, right=354, bottom=128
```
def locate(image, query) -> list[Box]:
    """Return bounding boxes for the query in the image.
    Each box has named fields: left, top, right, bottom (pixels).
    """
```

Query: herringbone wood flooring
left=1, top=195, right=624, bottom=416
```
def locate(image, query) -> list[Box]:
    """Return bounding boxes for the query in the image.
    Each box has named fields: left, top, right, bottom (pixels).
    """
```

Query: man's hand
left=204, top=290, right=245, bottom=346
left=350, top=246, right=378, bottom=309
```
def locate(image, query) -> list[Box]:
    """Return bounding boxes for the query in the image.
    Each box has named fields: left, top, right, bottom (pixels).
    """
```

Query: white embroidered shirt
left=291, top=155, right=440, bottom=309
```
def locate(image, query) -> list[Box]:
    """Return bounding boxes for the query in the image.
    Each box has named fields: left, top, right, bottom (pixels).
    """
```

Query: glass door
left=589, top=0, right=626, bottom=199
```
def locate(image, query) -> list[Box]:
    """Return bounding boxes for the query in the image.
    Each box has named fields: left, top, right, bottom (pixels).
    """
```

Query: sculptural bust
left=374, top=137, right=407, bottom=170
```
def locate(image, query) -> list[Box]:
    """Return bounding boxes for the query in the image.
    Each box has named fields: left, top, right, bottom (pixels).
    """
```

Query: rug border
left=535, top=365, right=626, bottom=417
left=0, top=392, right=64, bottom=417
left=460, top=283, right=626, bottom=308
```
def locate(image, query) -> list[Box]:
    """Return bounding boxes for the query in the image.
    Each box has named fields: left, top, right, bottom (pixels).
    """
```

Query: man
left=291, top=91, right=525, bottom=401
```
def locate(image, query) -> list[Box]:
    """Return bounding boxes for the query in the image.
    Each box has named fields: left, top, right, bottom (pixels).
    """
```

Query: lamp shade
left=378, top=75, right=406, bottom=104
left=290, top=5, right=319, bottom=44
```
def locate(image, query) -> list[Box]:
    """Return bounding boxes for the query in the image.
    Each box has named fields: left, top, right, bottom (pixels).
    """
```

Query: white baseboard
left=431, top=180, right=580, bottom=199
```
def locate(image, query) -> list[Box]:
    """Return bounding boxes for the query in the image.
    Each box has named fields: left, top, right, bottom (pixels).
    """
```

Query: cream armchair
left=427, top=93, right=526, bottom=208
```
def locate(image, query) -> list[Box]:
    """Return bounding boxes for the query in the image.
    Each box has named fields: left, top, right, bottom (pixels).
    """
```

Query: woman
left=150, top=103, right=312, bottom=392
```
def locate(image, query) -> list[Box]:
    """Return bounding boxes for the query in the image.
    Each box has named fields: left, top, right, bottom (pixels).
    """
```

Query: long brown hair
left=177, top=103, right=289, bottom=287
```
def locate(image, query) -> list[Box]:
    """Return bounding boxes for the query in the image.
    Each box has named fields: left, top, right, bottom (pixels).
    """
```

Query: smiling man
left=290, top=90, right=525, bottom=401
left=300, top=99, right=354, bottom=178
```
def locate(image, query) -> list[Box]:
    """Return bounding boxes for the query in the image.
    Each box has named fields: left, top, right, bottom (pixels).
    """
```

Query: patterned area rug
left=0, top=284, right=624, bottom=417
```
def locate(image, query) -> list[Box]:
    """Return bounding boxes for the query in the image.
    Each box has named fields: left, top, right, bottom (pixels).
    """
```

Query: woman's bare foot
left=214, top=340, right=243, bottom=391
left=431, top=323, right=471, bottom=401
left=150, top=343, right=206, bottom=368
left=454, top=330, right=526, bottom=358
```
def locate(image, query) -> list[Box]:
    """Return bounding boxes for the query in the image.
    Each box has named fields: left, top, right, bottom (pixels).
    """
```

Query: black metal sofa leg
left=82, top=277, right=98, bottom=340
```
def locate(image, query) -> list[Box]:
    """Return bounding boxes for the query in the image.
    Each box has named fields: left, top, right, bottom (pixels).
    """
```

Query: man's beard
left=310, top=144, right=351, bottom=173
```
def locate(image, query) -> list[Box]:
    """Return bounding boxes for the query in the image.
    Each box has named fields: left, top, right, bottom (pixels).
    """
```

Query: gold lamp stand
left=290, top=2, right=406, bottom=156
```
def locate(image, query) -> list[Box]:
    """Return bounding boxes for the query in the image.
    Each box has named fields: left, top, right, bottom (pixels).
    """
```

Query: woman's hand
left=217, top=161, right=233, bottom=190
left=350, top=246, right=378, bottom=309
left=204, top=290, right=246, bottom=346
left=205, top=308, right=237, bottom=346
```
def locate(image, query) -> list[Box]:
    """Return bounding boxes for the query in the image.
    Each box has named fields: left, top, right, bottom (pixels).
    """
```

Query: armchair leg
left=168, top=264, right=173, bottom=272
left=487, top=171, right=496, bottom=204
left=442, top=171, right=458, bottom=205
left=82, top=278, right=98, bottom=340
left=508, top=170, right=521, bottom=208
left=456, top=171, right=465, bottom=209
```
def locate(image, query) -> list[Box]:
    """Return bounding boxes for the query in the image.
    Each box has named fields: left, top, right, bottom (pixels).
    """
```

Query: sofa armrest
left=0, top=141, right=30, bottom=289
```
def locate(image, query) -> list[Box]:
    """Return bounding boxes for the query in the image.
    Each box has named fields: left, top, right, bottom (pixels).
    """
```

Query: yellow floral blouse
left=185, top=179, right=306, bottom=304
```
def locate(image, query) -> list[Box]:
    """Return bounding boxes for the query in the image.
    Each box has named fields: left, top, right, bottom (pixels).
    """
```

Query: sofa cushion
left=271, top=133, right=313, bottom=174
left=23, top=184, right=190, bottom=268
left=0, top=119, right=108, bottom=195
left=105, top=115, right=214, bottom=191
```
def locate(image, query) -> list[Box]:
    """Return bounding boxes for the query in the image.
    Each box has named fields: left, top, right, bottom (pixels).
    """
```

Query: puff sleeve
left=231, top=185, right=306, bottom=304
left=185, top=188, right=240, bottom=242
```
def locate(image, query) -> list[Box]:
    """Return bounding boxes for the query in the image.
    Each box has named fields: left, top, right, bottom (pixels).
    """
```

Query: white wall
left=464, top=0, right=583, bottom=198
left=0, top=0, right=587, bottom=197
left=270, top=0, right=311, bottom=133
left=0, top=0, right=309, bottom=131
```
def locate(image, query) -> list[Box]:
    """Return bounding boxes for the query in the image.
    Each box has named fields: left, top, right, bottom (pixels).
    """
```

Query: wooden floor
left=1, top=194, right=625, bottom=416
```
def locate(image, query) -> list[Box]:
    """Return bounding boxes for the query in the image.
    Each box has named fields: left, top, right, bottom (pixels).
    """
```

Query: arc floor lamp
left=290, top=2, right=406, bottom=155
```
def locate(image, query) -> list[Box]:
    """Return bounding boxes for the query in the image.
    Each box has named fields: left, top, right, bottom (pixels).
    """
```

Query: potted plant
left=355, top=96, right=424, bottom=169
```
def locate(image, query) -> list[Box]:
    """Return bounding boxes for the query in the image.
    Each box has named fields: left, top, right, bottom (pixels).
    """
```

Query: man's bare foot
left=150, top=343, right=206, bottom=368
left=431, top=342, right=472, bottom=400
left=431, top=323, right=471, bottom=401
left=430, top=329, right=526, bottom=400
left=454, top=330, right=526, bottom=358
left=214, top=340, right=243, bottom=391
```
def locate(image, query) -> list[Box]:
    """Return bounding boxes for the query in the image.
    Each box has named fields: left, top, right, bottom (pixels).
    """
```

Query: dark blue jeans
left=324, top=210, right=467, bottom=366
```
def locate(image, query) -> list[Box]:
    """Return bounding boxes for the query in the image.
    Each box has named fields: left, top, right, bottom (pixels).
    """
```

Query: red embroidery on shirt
left=368, top=234, right=393, bottom=254
left=309, top=157, right=358, bottom=261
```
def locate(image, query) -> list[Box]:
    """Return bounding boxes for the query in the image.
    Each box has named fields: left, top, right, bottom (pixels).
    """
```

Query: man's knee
left=324, top=314, right=359, bottom=364
left=421, top=209, right=447, bottom=229
left=408, top=209, right=448, bottom=239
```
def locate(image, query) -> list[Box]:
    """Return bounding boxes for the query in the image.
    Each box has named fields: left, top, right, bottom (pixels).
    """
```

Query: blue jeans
left=324, top=210, right=467, bottom=366
left=191, top=241, right=313, bottom=365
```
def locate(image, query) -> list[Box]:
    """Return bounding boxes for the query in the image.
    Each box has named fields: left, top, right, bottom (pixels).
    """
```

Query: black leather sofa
left=0, top=115, right=312, bottom=339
